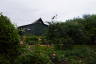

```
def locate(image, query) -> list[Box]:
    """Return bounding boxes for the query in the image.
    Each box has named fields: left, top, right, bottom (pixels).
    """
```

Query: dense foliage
left=1, top=13, right=96, bottom=64
left=25, top=36, right=46, bottom=45
left=15, top=45, right=53, bottom=64
left=16, top=45, right=96, bottom=64
left=19, top=14, right=96, bottom=64
left=0, top=14, right=20, bottom=64
left=46, top=14, right=96, bottom=49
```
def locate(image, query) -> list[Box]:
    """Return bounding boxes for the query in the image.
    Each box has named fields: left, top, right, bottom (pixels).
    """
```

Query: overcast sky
left=0, top=0, right=96, bottom=26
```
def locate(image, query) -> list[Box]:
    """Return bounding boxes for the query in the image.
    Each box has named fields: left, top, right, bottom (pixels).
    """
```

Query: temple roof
left=33, top=18, right=44, bottom=24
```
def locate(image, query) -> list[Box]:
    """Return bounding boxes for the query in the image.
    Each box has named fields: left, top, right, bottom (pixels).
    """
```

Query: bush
left=25, top=36, right=38, bottom=45
left=64, top=45, right=96, bottom=64
left=25, top=36, right=46, bottom=45
left=16, top=45, right=53, bottom=64
left=17, top=53, right=52, bottom=64
left=46, top=22, right=85, bottom=49
left=0, top=14, right=20, bottom=64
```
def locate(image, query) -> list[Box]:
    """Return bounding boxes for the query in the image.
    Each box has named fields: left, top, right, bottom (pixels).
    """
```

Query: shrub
left=25, top=36, right=38, bottom=45
left=16, top=45, right=53, bottom=64
left=0, top=14, right=20, bottom=64
left=25, top=36, right=46, bottom=45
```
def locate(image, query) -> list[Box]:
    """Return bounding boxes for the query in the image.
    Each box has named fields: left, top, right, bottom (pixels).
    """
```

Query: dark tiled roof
left=18, top=18, right=48, bottom=35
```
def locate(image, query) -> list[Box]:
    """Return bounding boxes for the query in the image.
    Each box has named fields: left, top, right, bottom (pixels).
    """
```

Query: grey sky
left=0, top=0, right=96, bottom=26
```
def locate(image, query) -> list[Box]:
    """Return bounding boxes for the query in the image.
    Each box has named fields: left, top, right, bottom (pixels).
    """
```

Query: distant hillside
left=18, top=18, right=48, bottom=36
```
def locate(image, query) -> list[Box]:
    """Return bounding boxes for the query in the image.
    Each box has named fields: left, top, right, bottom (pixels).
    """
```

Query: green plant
left=16, top=45, right=53, bottom=64
left=25, top=36, right=38, bottom=45
left=0, top=14, right=20, bottom=64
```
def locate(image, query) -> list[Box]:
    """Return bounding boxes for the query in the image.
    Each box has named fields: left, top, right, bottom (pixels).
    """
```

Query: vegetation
left=25, top=35, right=46, bottom=45
left=0, top=14, right=20, bottom=64
left=15, top=45, right=53, bottom=64
left=0, top=13, right=96, bottom=64
left=16, top=45, right=96, bottom=64
left=46, top=14, right=96, bottom=50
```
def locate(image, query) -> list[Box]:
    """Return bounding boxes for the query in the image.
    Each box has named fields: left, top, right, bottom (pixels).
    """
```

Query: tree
left=82, top=15, right=96, bottom=44
left=64, top=14, right=96, bottom=44
left=0, top=14, right=20, bottom=64
left=46, top=17, right=90, bottom=49
left=72, top=15, right=96, bottom=44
